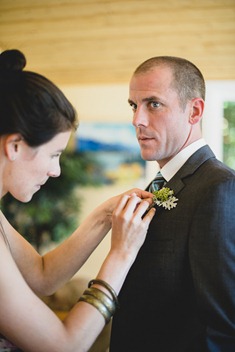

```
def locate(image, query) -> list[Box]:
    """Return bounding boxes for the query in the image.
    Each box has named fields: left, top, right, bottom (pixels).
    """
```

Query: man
left=110, top=56, right=235, bottom=352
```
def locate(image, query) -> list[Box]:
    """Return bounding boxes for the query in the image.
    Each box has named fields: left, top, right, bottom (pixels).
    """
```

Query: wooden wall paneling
left=0, top=0, right=235, bottom=85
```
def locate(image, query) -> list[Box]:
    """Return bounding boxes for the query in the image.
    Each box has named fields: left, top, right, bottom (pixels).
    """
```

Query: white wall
left=203, top=81, right=235, bottom=160
left=61, top=81, right=235, bottom=280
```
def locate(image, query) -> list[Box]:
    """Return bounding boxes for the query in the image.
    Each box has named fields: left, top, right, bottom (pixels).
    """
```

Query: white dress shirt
left=160, top=139, right=206, bottom=182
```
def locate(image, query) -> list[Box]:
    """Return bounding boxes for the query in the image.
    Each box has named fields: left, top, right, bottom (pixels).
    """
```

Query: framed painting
left=76, top=122, right=145, bottom=185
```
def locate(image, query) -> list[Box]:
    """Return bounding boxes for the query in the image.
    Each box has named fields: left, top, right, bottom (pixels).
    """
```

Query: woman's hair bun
left=0, top=49, right=26, bottom=72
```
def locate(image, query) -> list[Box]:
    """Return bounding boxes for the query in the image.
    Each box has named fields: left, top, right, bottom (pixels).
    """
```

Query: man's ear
left=4, top=133, right=23, bottom=161
left=189, top=98, right=204, bottom=125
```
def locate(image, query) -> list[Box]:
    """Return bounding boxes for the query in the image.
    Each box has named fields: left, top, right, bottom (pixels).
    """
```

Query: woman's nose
left=48, top=163, right=61, bottom=178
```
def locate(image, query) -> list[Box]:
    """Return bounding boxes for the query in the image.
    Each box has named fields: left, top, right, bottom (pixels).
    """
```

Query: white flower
left=152, top=187, right=178, bottom=210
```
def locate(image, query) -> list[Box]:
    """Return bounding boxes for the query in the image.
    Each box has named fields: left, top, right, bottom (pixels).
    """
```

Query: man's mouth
left=138, top=135, right=154, bottom=141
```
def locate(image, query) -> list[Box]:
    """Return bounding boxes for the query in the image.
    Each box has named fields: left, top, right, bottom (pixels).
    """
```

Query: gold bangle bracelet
left=88, top=279, right=119, bottom=308
left=78, top=294, right=112, bottom=324
left=84, top=287, right=116, bottom=314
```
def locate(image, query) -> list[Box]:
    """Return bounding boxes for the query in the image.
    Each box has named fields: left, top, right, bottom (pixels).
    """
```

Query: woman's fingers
left=112, top=194, right=155, bottom=230
left=122, top=188, right=153, bottom=201
left=114, top=194, right=155, bottom=219
left=113, top=194, right=144, bottom=218
left=111, top=194, right=155, bottom=255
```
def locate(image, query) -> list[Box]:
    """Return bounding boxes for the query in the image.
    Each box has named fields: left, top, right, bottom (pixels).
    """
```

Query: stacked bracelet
left=78, top=279, right=119, bottom=324
left=84, top=287, right=116, bottom=314
left=88, top=279, right=119, bottom=308
left=79, top=294, right=113, bottom=323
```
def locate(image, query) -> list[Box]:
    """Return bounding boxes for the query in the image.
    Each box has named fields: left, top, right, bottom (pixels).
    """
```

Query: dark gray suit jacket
left=110, top=145, right=235, bottom=352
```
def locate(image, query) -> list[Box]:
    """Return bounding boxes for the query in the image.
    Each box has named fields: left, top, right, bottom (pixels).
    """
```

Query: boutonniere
left=152, top=187, right=178, bottom=210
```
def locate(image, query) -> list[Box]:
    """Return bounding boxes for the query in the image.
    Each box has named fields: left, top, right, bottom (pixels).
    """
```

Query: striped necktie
left=149, top=171, right=166, bottom=192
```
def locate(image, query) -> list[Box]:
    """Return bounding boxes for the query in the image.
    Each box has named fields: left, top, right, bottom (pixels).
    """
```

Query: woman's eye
left=52, top=153, right=61, bottom=159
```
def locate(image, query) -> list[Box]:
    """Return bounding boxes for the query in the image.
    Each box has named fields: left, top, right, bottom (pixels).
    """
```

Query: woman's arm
left=0, top=193, right=155, bottom=352
left=1, top=188, right=153, bottom=295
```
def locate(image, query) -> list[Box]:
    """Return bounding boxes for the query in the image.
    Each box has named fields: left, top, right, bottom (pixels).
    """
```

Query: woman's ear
left=4, top=134, right=23, bottom=161
left=189, top=98, right=204, bottom=125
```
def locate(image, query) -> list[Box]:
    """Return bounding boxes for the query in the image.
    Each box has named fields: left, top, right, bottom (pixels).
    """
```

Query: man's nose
left=132, top=106, right=148, bottom=128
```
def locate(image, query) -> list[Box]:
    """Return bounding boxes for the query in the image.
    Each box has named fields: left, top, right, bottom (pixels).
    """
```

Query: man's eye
left=129, top=102, right=137, bottom=111
left=150, top=101, right=160, bottom=108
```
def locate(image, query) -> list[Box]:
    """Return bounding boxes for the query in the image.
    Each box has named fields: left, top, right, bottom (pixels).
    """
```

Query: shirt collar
left=160, top=139, right=206, bottom=182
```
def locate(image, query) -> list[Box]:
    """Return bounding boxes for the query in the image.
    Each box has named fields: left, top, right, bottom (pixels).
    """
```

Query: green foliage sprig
left=152, top=187, right=178, bottom=210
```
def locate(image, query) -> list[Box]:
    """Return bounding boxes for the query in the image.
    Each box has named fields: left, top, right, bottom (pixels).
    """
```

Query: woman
left=0, top=49, right=155, bottom=352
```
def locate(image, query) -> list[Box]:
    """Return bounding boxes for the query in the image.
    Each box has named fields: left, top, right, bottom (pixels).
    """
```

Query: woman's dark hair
left=0, top=49, right=77, bottom=146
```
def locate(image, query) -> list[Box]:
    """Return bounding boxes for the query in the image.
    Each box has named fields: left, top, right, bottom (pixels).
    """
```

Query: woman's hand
left=122, top=188, right=154, bottom=200
left=102, top=188, right=154, bottom=227
left=111, top=193, right=155, bottom=259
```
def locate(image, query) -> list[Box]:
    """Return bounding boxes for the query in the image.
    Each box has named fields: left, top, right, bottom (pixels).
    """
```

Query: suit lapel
left=160, top=145, right=216, bottom=196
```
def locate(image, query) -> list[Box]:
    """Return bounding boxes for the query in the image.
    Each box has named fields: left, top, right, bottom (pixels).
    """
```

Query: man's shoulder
left=186, top=145, right=235, bottom=177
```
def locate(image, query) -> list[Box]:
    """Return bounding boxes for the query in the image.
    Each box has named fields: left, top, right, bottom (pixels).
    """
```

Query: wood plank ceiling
left=1, top=0, right=235, bottom=86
